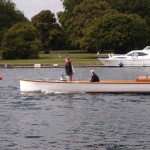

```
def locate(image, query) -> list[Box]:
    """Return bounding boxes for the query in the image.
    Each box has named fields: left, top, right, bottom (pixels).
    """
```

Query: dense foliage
left=106, top=0, right=150, bottom=24
left=59, top=0, right=112, bottom=49
left=82, top=13, right=148, bottom=53
left=0, top=0, right=27, bottom=45
left=0, top=0, right=150, bottom=59
left=59, top=0, right=150, bottom=53
left=31, top=10, right=65, bottom=52
left=2, top=22, right=41, bottom=59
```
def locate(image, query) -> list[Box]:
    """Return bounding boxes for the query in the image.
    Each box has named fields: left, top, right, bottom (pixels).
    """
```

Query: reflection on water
left=0, top=67, right=150, bottom=150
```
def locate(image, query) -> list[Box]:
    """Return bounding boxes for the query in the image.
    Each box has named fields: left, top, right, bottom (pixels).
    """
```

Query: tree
left=106, top=0, right=150, bottom=45
left=106, top=0, right=150, bottom=24
left=59, top=0, right=150, bottom=51
left=82, top=13, right=148, bottom=53
left=59, top=0, right=83, bottom=27
left=58, top=0, right=111, bottom=49
left=1, top=22, right=41, bottom=59
left=0, top=0, right=28, bottom=45
left=31, top=10, right=64, bottom=52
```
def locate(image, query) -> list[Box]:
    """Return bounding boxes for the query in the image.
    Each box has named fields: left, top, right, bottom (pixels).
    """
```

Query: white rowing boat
left=20, top=75, right=150, bottom=93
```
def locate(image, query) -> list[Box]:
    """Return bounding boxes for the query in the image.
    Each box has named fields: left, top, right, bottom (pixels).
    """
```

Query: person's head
left=90, top=70, right=95, bottom=75
left=65, top=57, right=71, bottom=62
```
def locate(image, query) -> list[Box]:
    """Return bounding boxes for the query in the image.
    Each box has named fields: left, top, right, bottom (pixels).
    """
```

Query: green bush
left=1, top=22, right=42, bottom=59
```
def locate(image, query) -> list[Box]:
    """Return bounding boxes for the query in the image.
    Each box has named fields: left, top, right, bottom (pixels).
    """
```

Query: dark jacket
left=65, top=61, right=73, bottom=75
left=90, top=73, right=100, bottom=82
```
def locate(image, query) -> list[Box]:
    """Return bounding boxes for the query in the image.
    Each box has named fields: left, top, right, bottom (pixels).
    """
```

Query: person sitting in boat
left=65, top=57, right=73, bottom=81
left=90, top=70, right=100, bottom=82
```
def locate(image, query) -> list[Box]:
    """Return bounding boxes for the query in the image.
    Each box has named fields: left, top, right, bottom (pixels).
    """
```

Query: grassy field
left=0, top=50, right=102, bottom=65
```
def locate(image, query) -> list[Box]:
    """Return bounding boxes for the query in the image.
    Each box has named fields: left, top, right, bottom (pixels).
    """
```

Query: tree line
left=0, top=0, right=150, bottom=59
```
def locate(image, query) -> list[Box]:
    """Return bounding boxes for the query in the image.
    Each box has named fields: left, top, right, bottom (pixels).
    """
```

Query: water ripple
left=0, top=68, right=150, bottom=149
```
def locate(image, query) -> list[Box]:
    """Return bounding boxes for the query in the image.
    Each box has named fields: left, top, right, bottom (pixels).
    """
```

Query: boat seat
left=136, top=75, right=150, bottom=82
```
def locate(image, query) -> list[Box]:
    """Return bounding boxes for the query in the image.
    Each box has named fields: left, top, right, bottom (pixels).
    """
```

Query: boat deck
left=21, top=75, right=150, bottom=84
left=22, top=79, right=150, bottom=84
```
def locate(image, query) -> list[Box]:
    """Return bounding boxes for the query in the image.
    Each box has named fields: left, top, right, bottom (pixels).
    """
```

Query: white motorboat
left=20, top=75, right=150, bottom=93
left=99, top=46, right=150, bottom=67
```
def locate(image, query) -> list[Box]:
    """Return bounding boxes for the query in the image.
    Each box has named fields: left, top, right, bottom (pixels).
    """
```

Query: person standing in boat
left=90, top=70, right=100, bottom=82
left=65, top=57, right=73, bottom=81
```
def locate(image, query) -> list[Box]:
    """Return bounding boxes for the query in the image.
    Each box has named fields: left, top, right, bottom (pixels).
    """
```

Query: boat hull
left=99, top=59, right=150, bottom=67
left=20, top=79, right=150, bottom=93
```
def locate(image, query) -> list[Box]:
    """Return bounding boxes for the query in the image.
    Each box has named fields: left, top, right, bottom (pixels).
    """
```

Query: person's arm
left=90, top=75, right=94, bottom=82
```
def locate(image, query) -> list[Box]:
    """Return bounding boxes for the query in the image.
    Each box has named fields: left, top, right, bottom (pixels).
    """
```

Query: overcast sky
left=12, top=0, right=64, bottom=20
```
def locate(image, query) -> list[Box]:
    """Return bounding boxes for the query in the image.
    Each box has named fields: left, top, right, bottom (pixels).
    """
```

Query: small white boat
left=99, top=46, right=150, bottom=67
left=20, top=75, right=150, bottom=93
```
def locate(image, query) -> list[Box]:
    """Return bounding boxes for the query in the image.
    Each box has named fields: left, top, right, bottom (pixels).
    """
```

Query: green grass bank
left=0, top=50, right=102, bottom=66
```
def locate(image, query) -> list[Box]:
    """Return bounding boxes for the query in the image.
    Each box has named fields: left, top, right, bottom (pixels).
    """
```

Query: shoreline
left=0, top=63, right=102, bottom=68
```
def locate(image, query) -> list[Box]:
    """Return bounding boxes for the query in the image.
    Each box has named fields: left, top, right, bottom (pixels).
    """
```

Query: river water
left=0, top=67, right=150, bottom=150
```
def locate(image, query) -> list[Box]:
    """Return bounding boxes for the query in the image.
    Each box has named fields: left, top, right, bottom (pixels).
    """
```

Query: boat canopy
left=143, top=46, right=150, bottom=51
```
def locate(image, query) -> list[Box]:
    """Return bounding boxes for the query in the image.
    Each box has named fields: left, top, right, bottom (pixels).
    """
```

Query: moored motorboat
left=98, top=46, right=150, bottom=67
left=20, top=75, right=150, bottom=93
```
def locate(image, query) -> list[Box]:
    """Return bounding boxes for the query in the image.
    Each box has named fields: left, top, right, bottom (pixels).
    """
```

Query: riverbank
left=0, top=63, right=102, bottom=68
left=0, top=50, right=105, bottom=68
left=0, top=49, right=105, bottom=64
